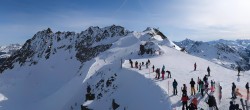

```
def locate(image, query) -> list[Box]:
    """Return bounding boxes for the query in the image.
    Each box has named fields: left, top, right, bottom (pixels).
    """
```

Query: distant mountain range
left=174, top=39, right=250, bottom=70
left=0, top=44, right=22, bottom=65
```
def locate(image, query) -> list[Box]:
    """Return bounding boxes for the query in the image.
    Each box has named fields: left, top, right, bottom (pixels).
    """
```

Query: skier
left=199, top=80, right=205, bottom=97
left=229, top=101, right=235, bottom=110
left=189, top=97, right=198, bottom=110
left=206, top=94, right=218, bottom=110
left=152, top=65, right=155, bottom=72
left=190, top=78, right=196, bottom=95
left=162, top=65, right=165, bottom=72
left=197, top=77, right=200, bottom=92
left=147, top=59, right=151, bottom=65
left=219, top=85, right=222, bottom=102
left=182, top=84, right=187, bottom=96
left=237, top=66, right=241, bottom=76
left=246, top=82, right=249, bottom=93
left=157, top=68, right=160, bottom=79
left=146, top=62, right=148, bottom=68
left=207, top=66, right=211, bottom=76
left=155, top=68, right=159, bottom=79
left=142, top=62, right=144, bottom=65
left=161, top=69, right=165, bottom=80
left=181, top=94, right=189, bottom=110
left=205, top=81, right=209, bottom=93
left=232, top=82, right=237, bottom=99
left=139, top=63, right=141, bottom=70
left=203, top=75, right=208, bottom=83
left=210, top=80, right=215, bottom=92
left=155, top=68, right=160, bottom=79
left=173, top=79, right=178, bottom=95
left=166, top=70, right=171, bottom=78
left=135, top=61, right=138, bottom=68
left=194, top=62, right=197, bottom=71
left=129, top=59, right=133, bottom=68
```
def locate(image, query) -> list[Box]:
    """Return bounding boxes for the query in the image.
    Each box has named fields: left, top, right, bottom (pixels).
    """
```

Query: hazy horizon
left=1, top=0, right=250, bottom=45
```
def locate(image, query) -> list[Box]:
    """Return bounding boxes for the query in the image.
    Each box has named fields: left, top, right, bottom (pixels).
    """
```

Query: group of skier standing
left=128, top=59, right=249, bottom=110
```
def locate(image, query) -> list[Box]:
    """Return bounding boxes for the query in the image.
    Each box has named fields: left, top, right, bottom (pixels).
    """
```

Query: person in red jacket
left=161, top=69, right=165, bottom=80
left=181, top=94, right=189, bottom=110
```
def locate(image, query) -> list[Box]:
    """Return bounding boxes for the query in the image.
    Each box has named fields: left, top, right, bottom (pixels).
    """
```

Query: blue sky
left=0, top=0, right=250, bottom=45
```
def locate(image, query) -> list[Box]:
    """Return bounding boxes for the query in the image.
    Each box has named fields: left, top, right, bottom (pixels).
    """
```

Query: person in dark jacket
left=194, top=62, right=197, bottom=71
left=182, top=84, right=187, bottom=96
left=166, top=70, right=171, bottom=78
left=206, top=94, right=218, bottom=110
left=190, top=78, right=196, bottom=95
left=232, top=82, right=237, bottom=99
left=147, top=59, right=150, bottom=65
left=181, top=94, right=189, bottom=110
left=207, top=66, right=211, bottom=76
left=237, top=66, right=241, bottom=76
left=246, top=82, right=249, bottom=93
left=155, top=68, right=159, bottom=79
left=152, top=65, right=155, bottom=72
left=129, top=59, right=133, bottom=68
left=203, top=75, right=208, bottom=83
left=135, top=61, right=138, bottom=68
left=229, top=101, right=235, bottom=110
left=173, top=79, right=178, bottom=95
left=199, top=80, right=205, bottom=97
left=155, top=68, right=160, bottom=79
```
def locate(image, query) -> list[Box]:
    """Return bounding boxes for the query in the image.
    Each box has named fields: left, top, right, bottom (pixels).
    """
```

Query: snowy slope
left=123, top=46, right=250, bottom=110
left=0, top=25, right=179, bottom=110
left=175, top=39, right=250, bottom=71
left=0, top=25, right=249, bottom=110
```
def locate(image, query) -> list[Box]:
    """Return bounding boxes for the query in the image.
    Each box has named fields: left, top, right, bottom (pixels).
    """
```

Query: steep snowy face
left=175, top=39, right=250, bottom=70
left=0, top=25, right=129, bottom=73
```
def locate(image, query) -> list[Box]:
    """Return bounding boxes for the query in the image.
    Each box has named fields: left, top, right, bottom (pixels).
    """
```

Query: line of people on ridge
left=129, top=59, right=151, bottom=70
left=129, top=59, right=172, bottom=80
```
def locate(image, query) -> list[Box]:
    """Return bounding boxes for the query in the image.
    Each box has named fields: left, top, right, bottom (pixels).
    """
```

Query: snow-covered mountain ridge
left=0, top=25, right=180, bottom=110
left=0, top=25, right=249, bottom=110
left=174, top=39, right=250, bottom=71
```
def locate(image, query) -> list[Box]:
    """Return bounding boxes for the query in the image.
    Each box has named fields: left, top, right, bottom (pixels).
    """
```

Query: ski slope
left=123, top=45, right=250, bottom=110
left=0, top=26, right=249, bottom=110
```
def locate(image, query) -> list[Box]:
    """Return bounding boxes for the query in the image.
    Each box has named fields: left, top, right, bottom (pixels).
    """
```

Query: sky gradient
left=1, top=0, right=250, bottom=45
